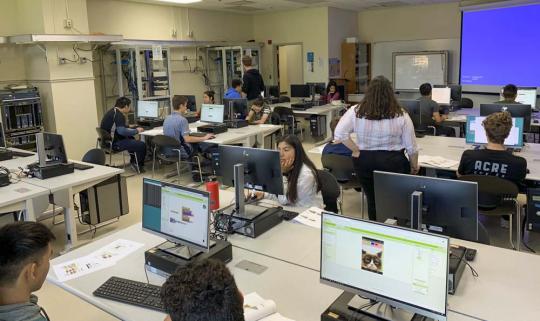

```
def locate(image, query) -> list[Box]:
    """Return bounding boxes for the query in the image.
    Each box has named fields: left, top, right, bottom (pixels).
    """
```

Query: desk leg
left=23, top=195, right=49, bottom=222
left=517, top=205, right=522, bottom=251
left=52, top=188, right=78, bottom=252
left=323, top=110, right=335, bottom=143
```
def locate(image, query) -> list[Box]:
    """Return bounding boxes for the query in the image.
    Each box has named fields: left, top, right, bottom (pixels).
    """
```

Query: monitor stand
left=218, top=163, right=283, bottom=238
left=347, top=296, right=434, bottom=321
left=158, top=240, right=216, bottom=260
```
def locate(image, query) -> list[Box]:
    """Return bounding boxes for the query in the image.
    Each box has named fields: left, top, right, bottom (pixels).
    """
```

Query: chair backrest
left=460, top=97, right=474, bottom=109
left=321, top=154, right=356, bottom=182
left=317, top=169, right=340, bottom=213
left=459, top=175, right=518, bottom=209
left=82, top=148, right=106, bottom=165
left=152, top=135, right=181, bottom=149
left=278, top=96, right=291, bottom=103
left=269, top=111, right=281, bottom=125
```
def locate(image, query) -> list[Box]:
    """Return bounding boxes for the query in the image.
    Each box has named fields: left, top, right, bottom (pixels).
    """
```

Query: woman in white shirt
left=334, top=76, right=419, bottom=221
left=260, top=135, right=323, bottom=208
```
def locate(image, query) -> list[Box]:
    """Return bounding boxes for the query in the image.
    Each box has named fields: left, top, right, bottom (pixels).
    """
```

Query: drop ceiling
left=117, top=0, right=463, bottom=13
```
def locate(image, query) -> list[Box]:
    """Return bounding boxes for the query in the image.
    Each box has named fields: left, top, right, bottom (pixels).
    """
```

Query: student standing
left=224, top=79, right=243, bottom=99
left=334, top=76, right=419, bottom=221
left=161, top=260, right=245, bottom=321
left=241, top=55, right=265, bottom=102
left=100, top=97, right=146, bottom=173
left=418, top=83, right=456, bottom=137
left=496, top=84, right=521, bottom=104
left=0, top=222, right=56, bottom=321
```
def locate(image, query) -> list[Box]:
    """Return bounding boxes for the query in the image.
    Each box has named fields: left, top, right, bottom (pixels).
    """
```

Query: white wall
left=328, top=7, right=358, bottom=62
left=253, top=7, right=329, bottom=85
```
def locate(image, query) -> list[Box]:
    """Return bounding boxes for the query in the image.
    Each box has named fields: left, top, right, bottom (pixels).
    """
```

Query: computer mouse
left=527, top=168, right=530, bottom=174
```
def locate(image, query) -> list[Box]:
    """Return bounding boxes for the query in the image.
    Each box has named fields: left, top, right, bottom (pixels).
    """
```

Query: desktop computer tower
left=310, top=115, right=326, bottom=137
left=526, top=188, right=540, bottom=232
left=80, top=174, right=129, bottom=225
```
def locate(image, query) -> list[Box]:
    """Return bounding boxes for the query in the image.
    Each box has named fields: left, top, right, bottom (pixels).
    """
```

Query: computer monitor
left=290, top=84, right=311, bottom=98
left=466, top=116, right=524, bottom=148
left=142, top=178, right=211, bottom=257
left=223, top=98, right=248, bottom=120
left=36, top=132, right=68, bottom=167
left=374, top=171, right=480, bottom=242
left=266, top=85, right=280, bottom=98
left=200, top=104, right=225, bottom=123
left=185, top=95, right=197, bottom=112
left=434, top=85, right=461, bottom=102
left=0, top=123, right=5, bottom=148
left=500, top=87, right=537, bottom=109
left=137, top=100, right=159, bottom=119
left=399, top=99, right=424, bottom=129
left=479, top=103, right=531, bottom=131
left=217, top=145, right=283, bottom=195
left=431, top=87, right=451, bottom=105
left=321, top=212, right=449, bottom=321
left=307, top=82, right=326, bottom=95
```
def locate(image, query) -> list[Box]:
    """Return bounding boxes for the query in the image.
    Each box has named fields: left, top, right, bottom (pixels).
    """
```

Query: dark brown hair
left=204, top=90, right=215, bottom=103
left=356, top=76, right=403, bottom=120
left=242, top=55, right=252, bottom=67
left=482, top=111, right=512, bottom=144
left=502, top=84, right=518, bottom=99
left=277, top=135, right=321, bottom=204
left=172, top=95, right=188, bottom=110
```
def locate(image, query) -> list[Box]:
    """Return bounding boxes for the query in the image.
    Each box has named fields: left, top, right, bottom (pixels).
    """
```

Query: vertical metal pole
left=234, top=163, right=245, bottom=217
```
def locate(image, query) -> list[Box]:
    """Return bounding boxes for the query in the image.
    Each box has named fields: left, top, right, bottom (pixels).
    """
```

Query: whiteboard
left=370, top=38, right=460, bottom=84
left=393, top=51, right=448, bottom=91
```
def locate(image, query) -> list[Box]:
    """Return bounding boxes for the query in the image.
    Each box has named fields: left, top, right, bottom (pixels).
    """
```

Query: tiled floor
left=31, top=138, right=540, bottom=320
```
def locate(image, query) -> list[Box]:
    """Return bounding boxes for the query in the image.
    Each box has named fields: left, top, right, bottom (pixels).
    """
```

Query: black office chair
left=459, top=175, right=520, bottom=249
left=82, top=148, right=106, bottom=166
left=151, top=135, right=203, bottom=183
left=273, top=106, right=304, bottom=139
left=317, top=169, right=341, bottom=214
left=321, top=154, right=364, bottom=215
left=459, top=98, right=474, bottom=109
left=95, top=127, right=139, bottom=173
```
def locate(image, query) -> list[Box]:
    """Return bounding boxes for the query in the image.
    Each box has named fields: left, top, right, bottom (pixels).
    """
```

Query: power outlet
left=183, top=56, right=188, bottom=61
left=58, top=57, right=67, bottom=65
left=79, top=57, right=88, bottom=64
left=171, top=28, right=177, bottom=38
left=187, top=30, right=194, bottom=38
left=63, top=19, right=73, bottom=29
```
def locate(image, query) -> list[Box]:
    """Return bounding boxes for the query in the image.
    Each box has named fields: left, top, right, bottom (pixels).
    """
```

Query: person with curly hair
left=458, top=111, right=527, bottom=186
left=160, top=259, right=245, bottom=321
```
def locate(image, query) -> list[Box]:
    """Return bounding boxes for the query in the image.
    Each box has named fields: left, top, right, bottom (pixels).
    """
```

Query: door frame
left=273, top=43, right=304, bottom=95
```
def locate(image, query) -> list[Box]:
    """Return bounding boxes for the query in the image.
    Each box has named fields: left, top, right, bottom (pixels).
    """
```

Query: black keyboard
left=73, top=163, right=93, bottom=170
left=93, top=276, right=164, bottom=312
left=11, top=150, right=34, bottom=157
left=189, top=132, right=206, bottom=137
left=279, top=209, right=299, bottom=221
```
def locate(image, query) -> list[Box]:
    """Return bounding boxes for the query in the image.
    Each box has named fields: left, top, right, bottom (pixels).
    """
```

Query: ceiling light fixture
left=157, top=0, right=203, bottom=4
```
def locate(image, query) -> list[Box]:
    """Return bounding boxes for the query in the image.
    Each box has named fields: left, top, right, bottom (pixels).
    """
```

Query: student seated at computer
left=334, top=76, right=419, bottom=221
left=326, top=80, right=340, bottom=102
left=100, top=97, right=146, bottom=172
left=497, top=84, right=521, bottom=104
left=418, top=83, right=456, bottom=137
left=203, top=90, right=215, bottom=104
left=0, top=222, right=55, bottom=321
left=322, top=117, right=352, bottom=156
left=458, top=111, right=527, bottom=187
left=161, top=259, right=245, bottom=321
left=253, top=135, right=322, bottom=208
left=224, top=79, right=243, bottom=99
left=164, top=95, right=215, bottom=157
left=245, top=98, right=271, bottom=124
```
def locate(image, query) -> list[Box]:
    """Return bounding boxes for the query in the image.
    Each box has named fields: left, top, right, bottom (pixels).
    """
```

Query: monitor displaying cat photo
left=361, top=237, right=384, bottom=275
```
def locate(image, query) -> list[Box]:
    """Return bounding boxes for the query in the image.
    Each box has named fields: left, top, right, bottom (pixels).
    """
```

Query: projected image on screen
left=460, top=4, right=540, bottom=90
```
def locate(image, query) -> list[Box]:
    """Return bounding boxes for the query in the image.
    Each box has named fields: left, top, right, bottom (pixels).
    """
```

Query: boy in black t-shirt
left=458, top=111, right=527, bottom=187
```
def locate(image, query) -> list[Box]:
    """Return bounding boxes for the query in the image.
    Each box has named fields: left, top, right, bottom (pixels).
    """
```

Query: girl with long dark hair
left=334, top=76, right=419, bottom=221
left=260, top=135, right=322, bottom=208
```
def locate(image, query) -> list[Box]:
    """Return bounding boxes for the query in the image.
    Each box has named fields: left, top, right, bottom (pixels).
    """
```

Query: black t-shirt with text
left=458, top=149, right=527, bottom=185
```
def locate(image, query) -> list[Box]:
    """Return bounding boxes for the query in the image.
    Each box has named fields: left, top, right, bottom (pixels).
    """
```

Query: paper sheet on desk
left=244, top=292, right=294, bottom=321
left=53, top=239, right=143, bottom=282
left=419, top=155, right=459, bottom=169
left=292, top=207, right=323, bottom=229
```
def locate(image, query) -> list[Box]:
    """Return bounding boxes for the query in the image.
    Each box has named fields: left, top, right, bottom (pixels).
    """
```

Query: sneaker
left=500, top=217, right=510, bottom=229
